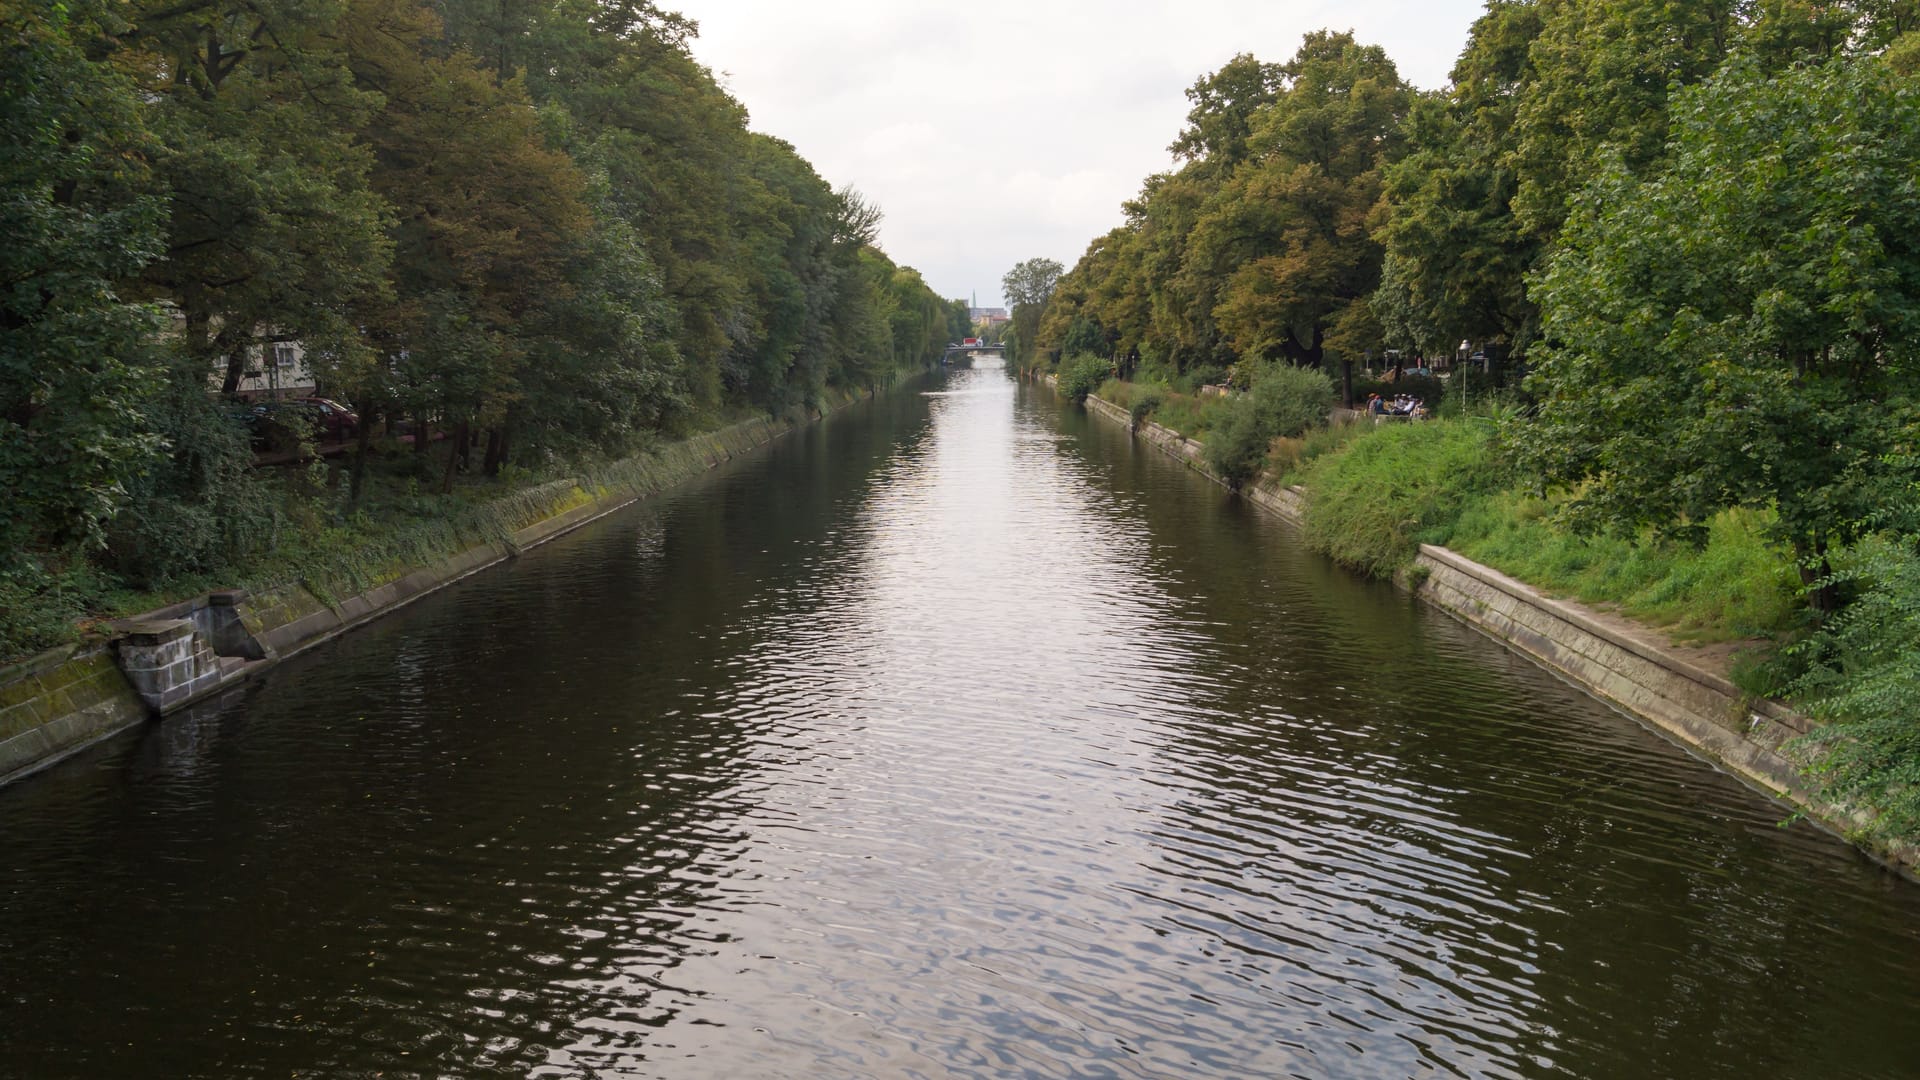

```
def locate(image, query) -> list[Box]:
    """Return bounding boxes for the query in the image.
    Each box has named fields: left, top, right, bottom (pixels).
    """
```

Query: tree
left=1002, top=256, right=1063, bottom=310
left=1193, top=31, right=1411, bottom=367
left=129, top=0, right=392, bottom=397
left=345, top=0, right=591, bottom=485
left=1520, top=57, right=1920, bottom=609
left=1169, top=53, right=1286, bottom=170
left=1508, top=0, right=1741, bottom=247
left=1002, top=257, right=1063, bottom=367
left=1376, top=1, right=1545, bottom=361
left=0, top=0, right=167, bottom=555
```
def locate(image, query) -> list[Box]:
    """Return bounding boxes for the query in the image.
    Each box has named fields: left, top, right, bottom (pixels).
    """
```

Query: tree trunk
left=347, top=404, right=374, bottom=512
left=1797, top=539, right=1838, bottom=618
left=414, top=415, right=431, bottom=455
left=1341, top=358, right=1354, bottom=409
left=441, top=419, right=469, bottom=494
left=482, top=427, right=505, bottom=477
left=218, top=341, right=246, bottom=396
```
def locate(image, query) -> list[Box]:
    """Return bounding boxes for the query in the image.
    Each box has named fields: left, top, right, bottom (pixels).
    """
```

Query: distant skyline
left=668, top=1, right=1490, bottom=307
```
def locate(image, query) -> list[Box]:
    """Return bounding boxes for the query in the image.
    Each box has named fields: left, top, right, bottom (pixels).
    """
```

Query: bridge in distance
left=942, top=342, right=1007, bottom=363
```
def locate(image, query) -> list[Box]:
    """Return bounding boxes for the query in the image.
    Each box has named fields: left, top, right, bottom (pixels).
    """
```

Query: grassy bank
left=1081, top=373, right=1799, bottom=647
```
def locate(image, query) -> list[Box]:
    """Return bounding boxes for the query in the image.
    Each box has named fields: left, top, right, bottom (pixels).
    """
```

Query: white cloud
left=674, top=0, right=1488, bottom=306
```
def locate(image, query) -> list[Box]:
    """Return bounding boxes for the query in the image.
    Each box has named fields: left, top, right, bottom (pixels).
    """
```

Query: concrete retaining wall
left=1059, top=376, right=1917, bottom=876
left=0, top=645, right=147, bottom=786
left=0, top=384, right=886, bottom=786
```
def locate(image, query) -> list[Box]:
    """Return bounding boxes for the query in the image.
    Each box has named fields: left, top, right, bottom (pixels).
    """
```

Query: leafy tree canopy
left=1520, top=56, right=1920, bottom=593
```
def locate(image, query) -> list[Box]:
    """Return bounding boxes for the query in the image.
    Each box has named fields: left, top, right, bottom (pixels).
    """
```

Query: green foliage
left=1129, top=391, right=1164, bottom=427
left=1522, top=57, right=1920, bottom=565
left=1268, top=416, right=1371, bottom=480
left=1786, top=533, right=1920, bottom=840
left=103, top=357, right=282, bottom=587
left=1, top=0, right=168, bottom=556
left=1352, top=373, right=1444, bottom=407
left=1449, top=497, right=1798, bottom=640
left=1003, top=257, right=1064, bottom=367
left=0, top=559, right=112, bottom=661
left=1057, top=353, right=1110, bottom=403
left=1093, top=378, right=1164, bottom=426
left=138, top=0, right=393, bottom=395
left=0, top=0, right=958, bottom=656
left=1202, top=363, right=1335, bottom=486
left=1375, top=0, right=1545, bottom=357
left=1200, top=32, right=1412, bottom=367
left=1298, top=418, right=1505, bottom=576
left=1202, top=405, right=1272, bottom=487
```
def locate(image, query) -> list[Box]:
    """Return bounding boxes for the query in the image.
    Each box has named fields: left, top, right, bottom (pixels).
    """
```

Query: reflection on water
left=1, top=362, right=1917, bottom=1078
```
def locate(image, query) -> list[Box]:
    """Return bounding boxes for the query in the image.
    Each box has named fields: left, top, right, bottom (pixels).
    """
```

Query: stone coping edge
left=1414, top=544, right=1766, bottom=721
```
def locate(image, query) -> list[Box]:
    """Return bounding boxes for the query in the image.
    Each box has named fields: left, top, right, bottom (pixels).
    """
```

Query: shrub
left=1247, top=363, right=1335, bottom=440
left=105, top=362, right=280, bottom=586
left=1129, top=391, right=1163, bottom=427
left=0, top=558, right=101, bottom=661
left=1203, top=405, right=1273, bottom=487
left=1202, top=363, right=1335, bottom=486
left=1785, top=533, right=1920, bottom=842
left=1057, top=353, right=1110, bottom=403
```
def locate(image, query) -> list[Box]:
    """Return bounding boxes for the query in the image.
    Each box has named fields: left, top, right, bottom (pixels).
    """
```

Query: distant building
left=210, top=339, right=319, bottom=400
left=968, top=306, right=1010, bottom=331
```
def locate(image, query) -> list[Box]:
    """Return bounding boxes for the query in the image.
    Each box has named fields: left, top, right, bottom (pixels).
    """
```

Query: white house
left=212, top=339, right=319, bottom=400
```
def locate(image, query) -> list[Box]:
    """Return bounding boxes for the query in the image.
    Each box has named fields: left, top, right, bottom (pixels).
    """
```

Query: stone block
left=0, top=702, right=38, bottom=742
left=117, top=619, right=195, bottom=648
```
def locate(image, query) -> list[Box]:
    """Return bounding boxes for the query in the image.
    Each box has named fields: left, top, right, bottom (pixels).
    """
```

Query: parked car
left=235, top=397, right=359, bottom=453
left=287, top=397, right=359, bottom=441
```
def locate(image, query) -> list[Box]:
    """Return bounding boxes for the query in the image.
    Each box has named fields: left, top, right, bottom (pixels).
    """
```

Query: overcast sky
left=669, top=1, right=1490, bottom=308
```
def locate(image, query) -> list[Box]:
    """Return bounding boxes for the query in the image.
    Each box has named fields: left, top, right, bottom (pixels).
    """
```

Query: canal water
left=2, top=363, right=1917, bottom=1078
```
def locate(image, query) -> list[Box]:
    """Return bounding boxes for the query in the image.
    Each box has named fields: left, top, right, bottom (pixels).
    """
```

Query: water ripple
left=0, top=365, right=1917, bottom=1078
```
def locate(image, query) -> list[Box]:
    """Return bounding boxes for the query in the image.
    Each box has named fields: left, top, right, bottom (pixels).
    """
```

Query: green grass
left=1448, top=496, right=1799, bottom=641
left=1288, top=415, right=1796, bottom=642
left=1089, top=377, right=1234, bottom=440
left=1295, top=418, right=1509, bottom=579
left=1086, top=377, right=1801, bottom=644
left=1268, top=416, right=1372, bottom=482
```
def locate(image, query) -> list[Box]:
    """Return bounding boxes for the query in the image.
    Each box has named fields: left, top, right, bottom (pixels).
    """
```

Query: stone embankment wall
left=1062, top=376, right=1917, bottom=877
left=0, top=646, right=147, bottom=785
left=0, top=390, right=876, bottom=786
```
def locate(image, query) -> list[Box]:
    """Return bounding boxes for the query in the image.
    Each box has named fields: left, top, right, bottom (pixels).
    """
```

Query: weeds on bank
left=1094, top=377, right=1233, bottom=441
left=1447, top=497, right=1798, bottom=642
left=1295, top=418, right=1509, bottom=579
left=4, top=441, right=641, bottom=662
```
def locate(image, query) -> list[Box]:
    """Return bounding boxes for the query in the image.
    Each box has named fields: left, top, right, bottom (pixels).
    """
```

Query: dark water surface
left=3, top=363, right=1918, bottom=1078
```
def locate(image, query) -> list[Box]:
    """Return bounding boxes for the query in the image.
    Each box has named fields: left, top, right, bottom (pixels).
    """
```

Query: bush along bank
left=0, top=385, right=890, bottom=787
left=1044, top=362, right=1917, bottom=877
